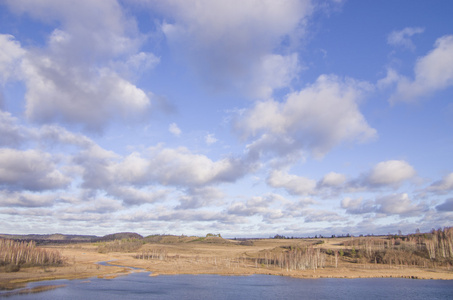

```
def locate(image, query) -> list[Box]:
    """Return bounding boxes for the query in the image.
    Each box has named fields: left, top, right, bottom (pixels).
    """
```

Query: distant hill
left=0, top=233, right=97, bottom=244
left=0, top=232, right=143, bottom=244
left=143, top=234, right=233, bottom=245
left=99, top=232, right=143, bottom=241
left=0, top=232, right=234, bottom=245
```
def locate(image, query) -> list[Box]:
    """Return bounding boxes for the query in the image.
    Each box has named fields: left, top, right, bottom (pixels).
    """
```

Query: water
left=2, top=272, right=452, bottom=300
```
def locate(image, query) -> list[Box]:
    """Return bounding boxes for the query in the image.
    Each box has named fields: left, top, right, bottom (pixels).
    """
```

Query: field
left=1, top=232, right=453, bottom=289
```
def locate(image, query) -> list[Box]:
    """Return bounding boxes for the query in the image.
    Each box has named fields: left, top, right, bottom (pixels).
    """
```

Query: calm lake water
left=1, top=271, right=452, bottom=300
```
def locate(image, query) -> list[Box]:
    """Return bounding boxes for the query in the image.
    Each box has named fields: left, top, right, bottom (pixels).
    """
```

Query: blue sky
left=0, top=0, right=452, bottom=237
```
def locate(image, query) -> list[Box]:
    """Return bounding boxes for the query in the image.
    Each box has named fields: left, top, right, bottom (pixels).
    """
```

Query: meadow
left=1, top=228, right=452, bottom=290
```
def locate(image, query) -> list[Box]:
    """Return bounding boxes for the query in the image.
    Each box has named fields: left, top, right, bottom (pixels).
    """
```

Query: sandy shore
left=1, top=239, right=452, bottom=290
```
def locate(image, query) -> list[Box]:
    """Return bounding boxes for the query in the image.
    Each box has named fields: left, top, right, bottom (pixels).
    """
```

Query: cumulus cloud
left=250, top=53, right=301, bottom=99
left=3, top=0, right=154, bottom=131
left=238, top=74, right=376, bottom=159
left=0, top=148, right=71, bottom=191
left=389, top=35, right=453, bottom=103
left=35, top=124, right=95, bottom=148
left=64, top=196, right=123, bottom=214
left=0, top=111, right=28, bottom=147
left=387, top=27, right=424, bottom=50
left=377, top=68, right=400, bottom=89
left=227, top=194, right=284, bottom=220
left=0, top=34, right=25, bottom=83
left=267, top=170, right=316, bottom=195
left=427, top=173, right=453, bottom=194
left=342, top=193, right=425, bottom=217
left=303, top=209, right=344, bottom=223
left=76, top=145, right=250, bottom=191
left=375, top=193, right=424, bottom=216
left=150, top=0, right=312, bottom=97
left=341, top=197, right=375, bottom=215
left=169, top=123, right=182, bottom=137
left=144, top=147, right=249, bottom=186
left=0, top=112, right=97, bottom=149
left=5, top=0, right=139, bottom=59
left=153, top=209, right=235, bottom=223
left=176, top=187, right=224, bottom=210
left=107, top=186, right=168, bottom=206
left=365, top=160, right=416, bottom=187
left=319, top=172, right=346, bottom=187
left=22, top=58, right=151, bottom=132
left=0, top=190, right=57, bottom=207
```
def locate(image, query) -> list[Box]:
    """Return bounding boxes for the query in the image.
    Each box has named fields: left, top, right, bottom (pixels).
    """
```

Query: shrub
left=4, top=263, right=20, bottom=272
left=239, top=240, right=254, bottom=246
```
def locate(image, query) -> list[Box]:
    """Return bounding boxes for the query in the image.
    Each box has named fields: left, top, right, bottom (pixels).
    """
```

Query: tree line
left=0, top=239, right=64, bottom=272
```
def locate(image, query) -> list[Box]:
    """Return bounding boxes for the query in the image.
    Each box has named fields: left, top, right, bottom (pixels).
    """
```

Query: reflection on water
left=1, top=267, right=452, bottom=299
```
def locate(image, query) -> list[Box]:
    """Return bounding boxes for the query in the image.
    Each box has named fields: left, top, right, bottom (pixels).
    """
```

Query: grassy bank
left=1, top=228, right=453, bottom=289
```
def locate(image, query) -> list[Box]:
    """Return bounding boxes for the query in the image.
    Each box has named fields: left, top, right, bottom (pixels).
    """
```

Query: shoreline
left=1, top=263, right=452, bottom=292
left=1, top=262, right=451, bottom=292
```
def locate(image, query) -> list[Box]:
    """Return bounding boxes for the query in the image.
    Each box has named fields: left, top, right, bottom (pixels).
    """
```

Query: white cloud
left=107, top=186, right=168, bottom=206
left=144, top=146, right=248, bottom=187
left=366, top=160, right=416, bottom=187
left=238, top=74, right=376, bottom=159
left=0, top=34, right=25, bottom=83
left=22, top=58, right=151, bottom=131
left=0, top=113, right=97, bottom=149
left=227, top=193, right=284, bottom=219
left=0, top=148, right=71, bottom=191
left=152, top=0, right=312, bottom=97
left=250, top=53, right=301, bottom=99
left=303, top=209, right=344, bottom=223
left=64, top=196, right=123, bottom=214
left=205, top=133, right=218, bottom=145
left=76, top=145, right=250, bottom=190
left=36, top=124, right=95, bottom=148
left=319, top=171, right=346, bottom=187
left=342, top=193, right=424, bottom=217
left=377, top=68, right=400, bottom=89
left=112, top=52, right=160, bottom=79
left=4, top=0, right=154, bottom=131
left=74, top=145, right=121, bottom=190
left=267, top=170, right=316, bottom=195
left=151, top=209, right=236, bottom=223
left=0, top=190, right=57, bottom=208
left=341, top=197, right=375, bottom=215
left=176, top=187, right=224, bottom=209
left=375, top=193, right=423, bottom=216
left=5, top=0, right=139, bottom=58
left=387, top=27, right=424, bottom=50
left=389, top=35, right=453, bottom=103
left=169, top=123, right=182, bottom=137
left=0, top=111, right=27, bottom=147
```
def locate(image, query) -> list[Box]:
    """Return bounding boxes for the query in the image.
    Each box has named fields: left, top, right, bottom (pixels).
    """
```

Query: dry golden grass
left=1, top=237, right=452, bottom=290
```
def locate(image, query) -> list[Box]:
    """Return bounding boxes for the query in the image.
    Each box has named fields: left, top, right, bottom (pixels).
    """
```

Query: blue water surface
left=1, top=271, right=452, bottom=300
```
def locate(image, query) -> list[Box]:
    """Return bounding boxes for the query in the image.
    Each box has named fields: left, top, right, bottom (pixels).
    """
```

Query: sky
left=0, top=0, right=452, bottom=238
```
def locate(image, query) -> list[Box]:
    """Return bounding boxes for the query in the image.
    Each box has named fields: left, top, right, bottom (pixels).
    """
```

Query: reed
left=97, top=238, right=143, bottom=253
left=258, top=246, right=326, bottom=271
left=135, top=248, right=168, bottom=260
left=0, top=239, right=64, bottom=269
left=337, top=227, right=453, bottom=267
